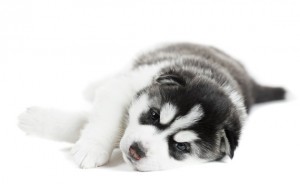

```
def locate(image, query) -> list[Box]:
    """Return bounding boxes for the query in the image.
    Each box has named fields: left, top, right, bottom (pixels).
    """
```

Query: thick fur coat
left=19, top=43, right=285, bottom=171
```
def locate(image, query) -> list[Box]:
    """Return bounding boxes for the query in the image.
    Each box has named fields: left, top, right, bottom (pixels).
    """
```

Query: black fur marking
left=139, top=109, right=170, bottom=130
left=133, top=43, right=286, bottom=162
left=139, top=72, right=241, bottom=160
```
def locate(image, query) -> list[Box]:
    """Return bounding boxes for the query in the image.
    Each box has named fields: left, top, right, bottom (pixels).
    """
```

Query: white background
left=1, top=0, right=299, bottom=183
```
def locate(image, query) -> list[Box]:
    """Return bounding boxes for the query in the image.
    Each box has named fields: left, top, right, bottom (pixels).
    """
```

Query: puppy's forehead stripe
left=174, top=131, right=199, bottom=143
left=168, top=104, right=204, bottom=133
left=160, top=103, right=177, bottom=125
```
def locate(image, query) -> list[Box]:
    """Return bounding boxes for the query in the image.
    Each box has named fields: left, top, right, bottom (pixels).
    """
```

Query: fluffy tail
left=254, top=85, right=286, bottom=104
left=18, top=107, right=87, bottom=143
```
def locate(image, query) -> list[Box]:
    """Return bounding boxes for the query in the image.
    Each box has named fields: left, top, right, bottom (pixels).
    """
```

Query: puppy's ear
left=220, top=128, right=239, bottom=159
left=156, top=74, right=186, bottom=86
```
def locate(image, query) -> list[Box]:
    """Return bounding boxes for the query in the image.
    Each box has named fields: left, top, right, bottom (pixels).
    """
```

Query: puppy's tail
left=254, top=84, right=286, bottom=104
left=18, top=107, right=87, bottom=143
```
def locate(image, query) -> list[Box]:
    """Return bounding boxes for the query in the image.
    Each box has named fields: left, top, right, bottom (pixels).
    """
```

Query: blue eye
left=175, top=142, right=190, bottom=152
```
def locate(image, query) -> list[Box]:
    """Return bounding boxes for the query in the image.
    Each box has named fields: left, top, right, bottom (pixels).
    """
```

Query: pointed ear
left=220, top=129, right=239, bottom=159
left=156, top=74, right=186, bottom=86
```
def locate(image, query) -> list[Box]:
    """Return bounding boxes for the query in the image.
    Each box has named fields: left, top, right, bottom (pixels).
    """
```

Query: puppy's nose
left=129, top=142, right=146, bottom=161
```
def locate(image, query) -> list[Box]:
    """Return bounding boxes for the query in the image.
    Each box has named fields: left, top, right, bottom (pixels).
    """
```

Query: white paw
left=71, top=140, right=110, bottom=169
left=18, top=106, right=46, bottom=135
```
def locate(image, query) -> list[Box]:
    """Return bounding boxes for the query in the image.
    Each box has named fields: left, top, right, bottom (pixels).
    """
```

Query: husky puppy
left=19, top=43, right=285, bottom=171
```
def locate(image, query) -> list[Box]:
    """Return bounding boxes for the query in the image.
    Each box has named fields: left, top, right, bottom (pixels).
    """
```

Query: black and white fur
left=18, top=43, right=285, bottom=171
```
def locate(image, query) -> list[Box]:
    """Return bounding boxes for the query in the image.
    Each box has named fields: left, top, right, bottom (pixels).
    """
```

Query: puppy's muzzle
left=129, top=142, right=146, bottom=161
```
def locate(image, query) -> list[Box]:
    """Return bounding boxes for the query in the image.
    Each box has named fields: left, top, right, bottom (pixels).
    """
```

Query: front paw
left=71, top=140, right=110, bottom=169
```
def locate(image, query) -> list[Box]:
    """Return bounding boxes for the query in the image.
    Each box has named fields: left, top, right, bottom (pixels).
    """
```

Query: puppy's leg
left=71, top=76, right=134, bottom=168
left=18, top=107, right=87, bottom=143
left=71, top=64, right=168, bottom=168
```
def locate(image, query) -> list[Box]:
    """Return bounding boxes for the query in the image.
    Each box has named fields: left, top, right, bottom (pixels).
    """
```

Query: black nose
left=129, top=142, right=146, bottom=161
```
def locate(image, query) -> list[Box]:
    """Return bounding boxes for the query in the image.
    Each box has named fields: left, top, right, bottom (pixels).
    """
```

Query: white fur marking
left=174, top=131, right=199, bottom=143
left=160, top=103, right=177, bottom=125
left=165, top=105, right=204, bottom=135
left=222, top=84, right=247, bottom=125
left=128, top=94, right=150, bottom=125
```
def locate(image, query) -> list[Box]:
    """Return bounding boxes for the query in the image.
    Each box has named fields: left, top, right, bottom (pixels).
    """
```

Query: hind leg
left=18, top=107, right=88, bottom=143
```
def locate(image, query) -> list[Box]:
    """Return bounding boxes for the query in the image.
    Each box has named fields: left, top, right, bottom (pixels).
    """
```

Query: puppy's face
left=120, top=73, right=242, bottom=171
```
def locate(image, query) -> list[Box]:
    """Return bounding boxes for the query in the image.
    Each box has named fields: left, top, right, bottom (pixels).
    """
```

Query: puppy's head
left=120, top=71, right=244, bottom=171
